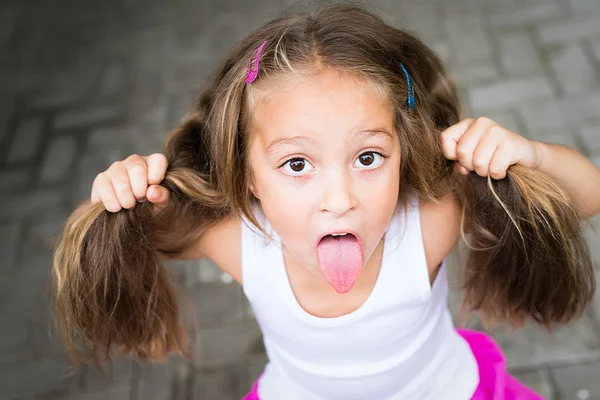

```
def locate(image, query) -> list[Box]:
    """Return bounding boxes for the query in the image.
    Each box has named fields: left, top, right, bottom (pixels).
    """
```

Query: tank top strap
left=375, top=191, right=434, bottom=308
left=240, top=204, right=278, bottom=302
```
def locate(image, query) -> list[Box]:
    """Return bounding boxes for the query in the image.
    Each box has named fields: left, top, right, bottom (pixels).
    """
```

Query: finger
left=440, top=118, right=476, bottom=160
left=146, top=153, right=168, bottom=185
left=122, top=155, right=149, bottom=201
left=489, top=144, right=512, bottom=180
left=147, top=185, right=170, bottom=212
left=455, top=162, right=470, bottom=176
left=455, top=118, right=496, bottom=171
left=92, top=173, right=122, bottom=212
left=90, top=174, right=102, bottom=204
left=472, top=127, right=503, bottom=177
left=125, top=162, right=148, bottom=201
left=106, top=162, right=138, bottom=209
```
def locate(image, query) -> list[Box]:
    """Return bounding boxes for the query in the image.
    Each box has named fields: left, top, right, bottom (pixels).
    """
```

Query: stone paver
left=1, top=0, right=600, bottom=398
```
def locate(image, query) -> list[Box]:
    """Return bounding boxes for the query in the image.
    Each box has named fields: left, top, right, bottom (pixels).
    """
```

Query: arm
left=532, top=141, right=600, bottom=218
left=439, top=117, right=600, bottom=218
left=172, top=214, right=243, bottom=284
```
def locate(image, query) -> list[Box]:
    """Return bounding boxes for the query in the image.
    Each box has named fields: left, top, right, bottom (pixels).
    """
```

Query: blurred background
left=1, top=0, right=599, bottom=399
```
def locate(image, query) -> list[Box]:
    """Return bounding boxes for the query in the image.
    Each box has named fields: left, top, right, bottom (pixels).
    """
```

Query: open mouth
left=316, top=232, right=364, bottom=294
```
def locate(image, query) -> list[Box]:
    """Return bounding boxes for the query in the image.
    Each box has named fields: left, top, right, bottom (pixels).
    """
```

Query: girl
left=52, top=3, right=600, bottom=399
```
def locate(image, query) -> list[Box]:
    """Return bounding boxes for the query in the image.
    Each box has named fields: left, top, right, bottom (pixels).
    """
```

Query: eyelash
left=279, top=151, right=388, bottom=176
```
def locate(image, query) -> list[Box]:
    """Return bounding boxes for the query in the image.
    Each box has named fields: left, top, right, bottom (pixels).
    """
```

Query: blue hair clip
left=399, top=62, right=415, bottom=110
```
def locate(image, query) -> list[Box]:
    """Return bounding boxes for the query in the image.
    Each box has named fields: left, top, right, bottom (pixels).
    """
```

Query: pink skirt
left=243, top=328, right=544, bottom=400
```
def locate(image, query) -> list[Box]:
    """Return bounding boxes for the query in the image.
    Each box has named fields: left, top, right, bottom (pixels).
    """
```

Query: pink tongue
left=317, top=235, right=363, bottom=294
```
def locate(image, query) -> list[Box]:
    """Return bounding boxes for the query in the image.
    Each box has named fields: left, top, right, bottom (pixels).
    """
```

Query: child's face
left=248, top=71, right=401, bottom=291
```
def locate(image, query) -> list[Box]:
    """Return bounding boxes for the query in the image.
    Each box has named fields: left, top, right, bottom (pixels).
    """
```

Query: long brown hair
left=52, top=2, right=595, bottom=369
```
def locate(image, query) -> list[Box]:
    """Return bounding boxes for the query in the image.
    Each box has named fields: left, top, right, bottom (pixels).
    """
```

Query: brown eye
left=282, top=158, right=314, bottom=175
left=290, top=159, right=305, bottom=172
left=359, top=153, right=374, bottom=166
left=354, top=152, right=384, bottom=169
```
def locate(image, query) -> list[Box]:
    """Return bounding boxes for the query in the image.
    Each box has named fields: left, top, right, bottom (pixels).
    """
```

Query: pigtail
left=404, top=36, right=595, bottom=329
left=455, top=168, right=595, bottom=329
left=52, top=108, right=230, bottom=370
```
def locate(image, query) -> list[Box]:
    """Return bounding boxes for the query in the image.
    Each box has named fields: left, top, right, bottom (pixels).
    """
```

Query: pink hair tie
left=245, top=40, right=267, bottom=84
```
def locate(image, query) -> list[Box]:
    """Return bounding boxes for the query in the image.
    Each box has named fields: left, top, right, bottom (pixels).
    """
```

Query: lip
left=316, top=229, right=363, bottom=249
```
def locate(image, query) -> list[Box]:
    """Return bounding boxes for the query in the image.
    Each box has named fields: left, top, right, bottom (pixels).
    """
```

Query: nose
left=319, top=168, right=356, bottom=217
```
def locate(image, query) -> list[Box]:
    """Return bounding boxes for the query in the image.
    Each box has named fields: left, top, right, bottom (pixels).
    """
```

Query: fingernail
left=148, top=187, right=157, bottom=199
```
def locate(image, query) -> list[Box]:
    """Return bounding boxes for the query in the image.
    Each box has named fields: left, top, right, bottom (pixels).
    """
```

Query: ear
left=248, top=174, right=260, bottom=199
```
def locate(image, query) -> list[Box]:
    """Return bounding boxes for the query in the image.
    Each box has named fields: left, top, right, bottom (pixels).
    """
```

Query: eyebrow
left=266, top=136, right=316, bottom=154
left=265, top=128, right=393, bottom=154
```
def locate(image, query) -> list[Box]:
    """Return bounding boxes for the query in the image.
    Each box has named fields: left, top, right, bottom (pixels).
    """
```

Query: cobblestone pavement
left=1, top=0, right=599, bottom=399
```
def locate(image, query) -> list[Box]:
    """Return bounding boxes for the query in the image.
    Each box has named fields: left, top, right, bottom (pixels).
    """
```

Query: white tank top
left=241, top=193, right=479, bottom=399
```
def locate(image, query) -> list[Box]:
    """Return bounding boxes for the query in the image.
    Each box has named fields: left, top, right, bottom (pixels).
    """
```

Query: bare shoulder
left=419, top=194, right=462, bottom=275
left=178, top=214, right=243, bottom=284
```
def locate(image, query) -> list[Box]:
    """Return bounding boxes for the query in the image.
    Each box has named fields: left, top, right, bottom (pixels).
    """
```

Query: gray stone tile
left=591, top=37, right=600, bottom=63
left=563, top=93, right=600, bottom=125
left=579, top=124, right=600, bottom=153
left=137, top=358, right=189, bottom=400
left=99, top=62, right=126, bottom=98
left=538, top=16, right=600, bottom=44
left=192, top=363, right=245, bottom=400
left=165, top=89, right=197, bottom=131
left=26, top=68, right=95, bottom=110
left=82, top=360, right=134, bottom=392
left=54, top=105, right=122, bottom=131
left=497, top=29, right=543, bottom=77
left=0, top=254, right=54, bottom=324
left=32, top=386, right=75, bottom=400
left=87, top=125, right=135, bottom=164
left=7, top=117, right=45, bottom=164
left=567, top=0, right=600, bottom=15
left=0, top=96, right=14, bottom=146
left=591, top=153, right=600, bottom=168
left=0, top=356, right=76, bottom=398
left=428, top=40, right=455, bottom=66
left=521, top=93, right=600, bottom=131
left=551, top=361, right=600, bottom=399
left=70, top=386, right=130, bottom=400
left=520, top=99, right=569, bottom=131
left=0, top=315, right=33, bottom=366
left=0, top=167, right=32, bottom=194
left=441, top=0, right=489, bottom=15
left=246, top=353, right=268, bottom=387
left=186, top=280, right=245, bottom=328
left=450, top=62, right=500, bottom=88
left=446, top=14, right=495, bottom=63
left=0, top=3, right=19, bottom=49
left=489, top=316, right=600, bottom=369
left=0, top=189, right=66, bottom=219
left=509, top=369, right=556, bottom=400
left=469, top=76, right=554, bottom=110
left=490, top=1, right=562, bottom=28
left=40, top=135, right=78, bottom=184
left=527, top=126, right=581, bottom=150
left=127, top=59, right=168, bottom=121
left=0, top=220, right=23, bottom=273
left=193, top=321, right=263, bottom=366
left=387, top=2, right=443, bottom=40
left=549, top=44, right=599, bottom=96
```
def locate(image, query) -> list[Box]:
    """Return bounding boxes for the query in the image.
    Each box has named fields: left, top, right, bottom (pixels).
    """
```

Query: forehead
left=248, top=70, right=394, bottom=141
